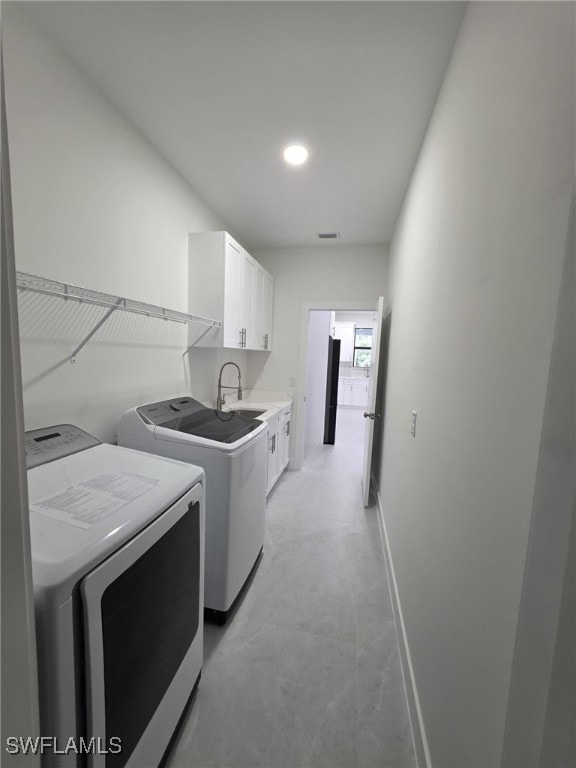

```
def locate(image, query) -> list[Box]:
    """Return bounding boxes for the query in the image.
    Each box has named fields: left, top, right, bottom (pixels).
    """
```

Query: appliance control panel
left=25, top=424, right=101, bottom=469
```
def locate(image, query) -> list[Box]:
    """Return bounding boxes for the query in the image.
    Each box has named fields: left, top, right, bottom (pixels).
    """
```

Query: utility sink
left=232, top=408, right=266, bottom=418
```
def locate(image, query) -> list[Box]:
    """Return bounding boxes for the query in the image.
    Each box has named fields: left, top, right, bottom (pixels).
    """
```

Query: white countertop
left=220, top=392, right=292, bottom=422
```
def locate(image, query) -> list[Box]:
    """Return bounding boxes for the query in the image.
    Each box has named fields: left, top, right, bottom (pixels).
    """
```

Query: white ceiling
left=23, top=1, right=466, bottom=249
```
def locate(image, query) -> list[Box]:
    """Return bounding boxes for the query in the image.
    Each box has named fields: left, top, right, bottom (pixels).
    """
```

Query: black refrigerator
left=323, top=336, right=341, bottom=444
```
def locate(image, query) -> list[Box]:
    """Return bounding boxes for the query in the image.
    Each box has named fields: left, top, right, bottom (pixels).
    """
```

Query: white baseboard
left=375, top=488, right=432, bottom=768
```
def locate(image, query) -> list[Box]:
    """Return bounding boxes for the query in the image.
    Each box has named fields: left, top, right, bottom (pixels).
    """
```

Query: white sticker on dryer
left=31, top=471, right=159, bottom=529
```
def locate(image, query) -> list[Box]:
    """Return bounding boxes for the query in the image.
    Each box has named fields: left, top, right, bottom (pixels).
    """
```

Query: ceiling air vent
left=317, top=232, right=340, bottom=239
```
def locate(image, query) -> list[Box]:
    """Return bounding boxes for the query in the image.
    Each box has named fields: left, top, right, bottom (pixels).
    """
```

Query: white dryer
left=117, top=396, right=267, bottom=624
left=26, top=424, right=204, bottom=768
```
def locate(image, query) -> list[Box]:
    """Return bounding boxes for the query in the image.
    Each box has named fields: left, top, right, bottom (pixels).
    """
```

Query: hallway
left=167, top=408, right=416, bottom=768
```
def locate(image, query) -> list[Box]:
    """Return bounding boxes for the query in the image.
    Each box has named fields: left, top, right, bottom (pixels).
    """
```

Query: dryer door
left=80, top=482, right=204, bottom=768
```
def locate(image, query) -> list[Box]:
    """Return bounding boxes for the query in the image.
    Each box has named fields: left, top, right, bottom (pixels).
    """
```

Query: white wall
left=249, top=245, right=387, bottom=394
left=3, top=5, right=247, bottom=442
left=249, top=244, right=388, bottom=468
left=378, top=4, right=575, bottom=767
left=304, top=310, right=331, bottom=452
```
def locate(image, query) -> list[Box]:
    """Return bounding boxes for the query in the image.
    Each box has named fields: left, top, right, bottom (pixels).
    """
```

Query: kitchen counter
left=220, top=390, right=292, bottom=422
left=221, top=400, right=290, bottom=421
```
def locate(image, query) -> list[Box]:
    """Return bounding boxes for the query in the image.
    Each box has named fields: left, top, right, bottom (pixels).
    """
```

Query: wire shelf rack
left=16, top=271, right=221, bottom=361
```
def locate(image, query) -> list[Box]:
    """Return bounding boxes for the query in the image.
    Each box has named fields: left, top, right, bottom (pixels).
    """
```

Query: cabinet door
left=340, top=379, right=353, bottom=406
left=337, top=377, right=345, bottom=406
left=267, top=432, right=276, bottom=494
left=223, top=239, right=243, bottom=348
left=262, top=272, right=273, bottom=351
left=254, top=266, right=265, bottom=350
left=277, top=407, right=291, bottom=472
left=240, top=250, right=255, bottom=349
left=254, top=266, right=273, bottom=351
left=268, top=429, right=280, bottom=494
left=282, top=414, right=291, bottom=471
left=276, top=422, right=285, bottom=474
left=351, top=380, right=369, bottom=407
left=266, top=416, right=279, bottom=494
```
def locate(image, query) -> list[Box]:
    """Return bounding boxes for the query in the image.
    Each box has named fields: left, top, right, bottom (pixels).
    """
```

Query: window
left=353, top=327, right=372, bottom=367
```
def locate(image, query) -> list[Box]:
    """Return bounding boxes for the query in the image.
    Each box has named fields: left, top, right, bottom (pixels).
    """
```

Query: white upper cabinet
left=333, top=322, right=355, bottom=363
left=188, top=231, right=273, bottom=351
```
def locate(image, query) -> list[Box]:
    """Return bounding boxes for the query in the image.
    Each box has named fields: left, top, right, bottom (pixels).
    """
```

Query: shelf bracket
left=70, top=298, right=123, bottom=363
left=189, top=324, right=216, bottom=348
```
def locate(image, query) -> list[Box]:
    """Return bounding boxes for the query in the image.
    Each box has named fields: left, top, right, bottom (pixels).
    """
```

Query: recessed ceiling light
left=283, top=145, right=309, bottom=166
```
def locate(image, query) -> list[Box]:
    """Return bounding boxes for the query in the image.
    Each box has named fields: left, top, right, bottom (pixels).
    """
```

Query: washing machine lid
left=26, top=428, right=204, bottom=611
left=137, top=396, right=262, bottom=444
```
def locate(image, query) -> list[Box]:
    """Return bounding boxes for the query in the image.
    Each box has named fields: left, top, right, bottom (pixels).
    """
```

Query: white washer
left=26, top=424, right=204, bottom=768
left=118, top=395, right=268, bottom=624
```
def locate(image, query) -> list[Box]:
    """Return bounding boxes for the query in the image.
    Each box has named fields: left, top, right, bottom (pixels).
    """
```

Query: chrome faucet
left=216, top=362, right=243, bottom=411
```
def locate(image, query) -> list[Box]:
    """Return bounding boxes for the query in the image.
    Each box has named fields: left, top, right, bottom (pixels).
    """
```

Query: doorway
left=303, top=309, right=375, bottom=459
left=294, top=299, right=392, bottom=508
left=294, top=301, right=378, bottom=471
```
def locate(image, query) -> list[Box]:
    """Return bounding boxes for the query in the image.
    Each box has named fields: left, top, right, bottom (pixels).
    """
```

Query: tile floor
left=166, top=407, right=416, bottom=768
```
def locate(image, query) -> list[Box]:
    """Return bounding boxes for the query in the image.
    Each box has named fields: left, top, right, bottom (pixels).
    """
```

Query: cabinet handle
left=239, top=329, right=244, bottom=347
left=285, top=422, right=290, bottom=436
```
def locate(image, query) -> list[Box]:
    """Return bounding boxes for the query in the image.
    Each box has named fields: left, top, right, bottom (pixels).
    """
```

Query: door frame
left=293, top=300, right=378, bottom=471
left=1, top=51, right=41, bottom=756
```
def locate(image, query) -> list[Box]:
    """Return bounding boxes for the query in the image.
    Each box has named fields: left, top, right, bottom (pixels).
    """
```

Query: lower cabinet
left=337, top=377, right=346, bottom=406
left=337, top=378, right=369, bottom=408
left=266, top=406, right=292, bottom=496
left=351, top=379, right=369, bottom=407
